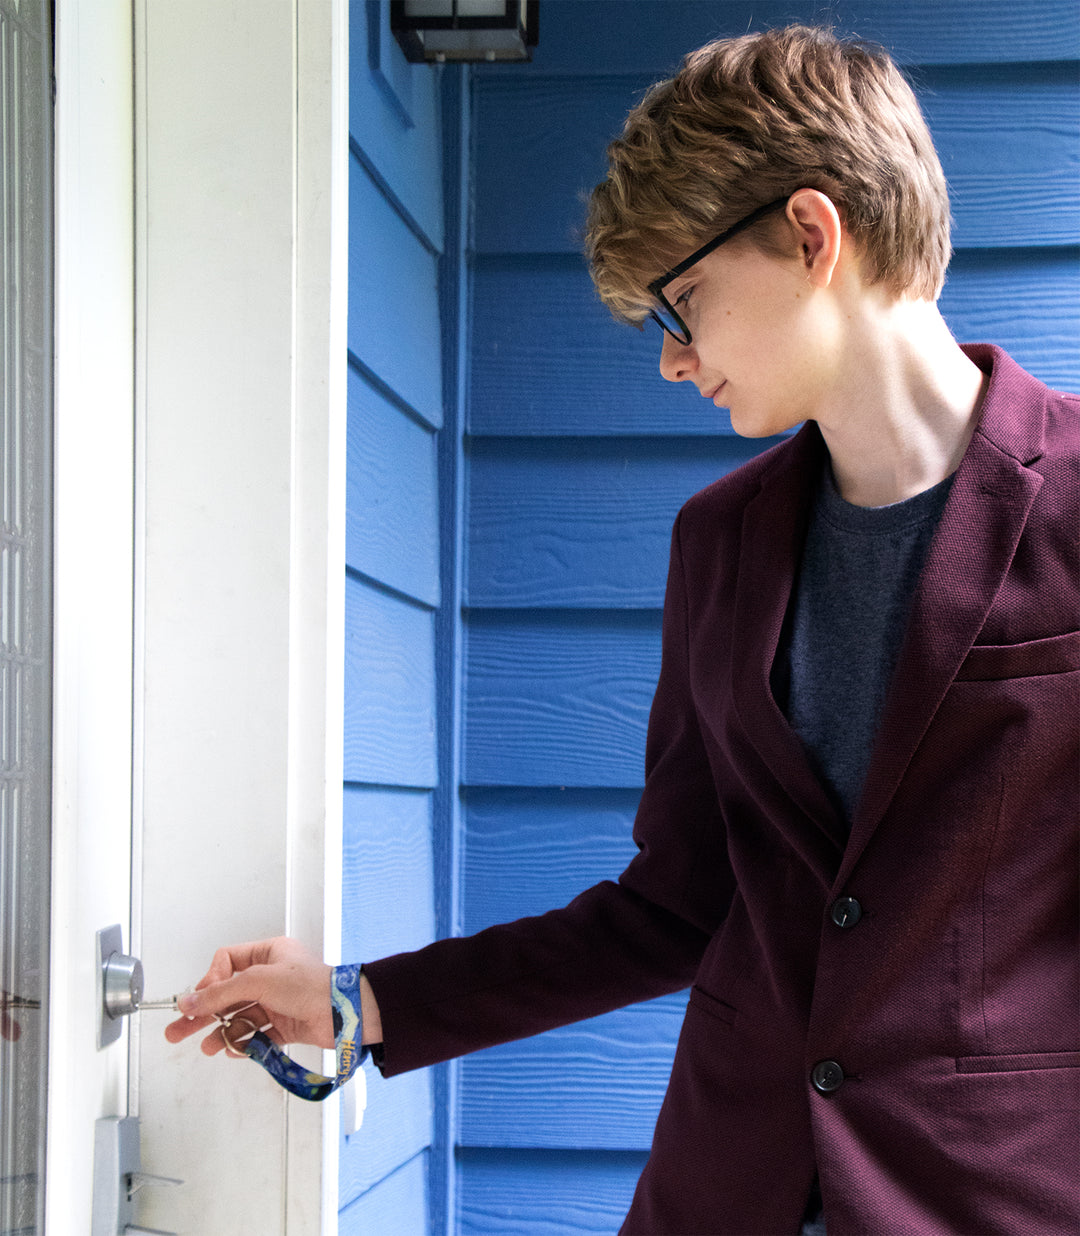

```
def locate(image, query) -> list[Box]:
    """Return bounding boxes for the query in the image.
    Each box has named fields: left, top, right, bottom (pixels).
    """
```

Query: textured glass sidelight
left=0, top=0, right=52, bottom=1232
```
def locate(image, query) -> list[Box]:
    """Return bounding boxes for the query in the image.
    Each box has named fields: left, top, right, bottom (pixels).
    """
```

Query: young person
left=168, top=26, right=1079, bottom=1234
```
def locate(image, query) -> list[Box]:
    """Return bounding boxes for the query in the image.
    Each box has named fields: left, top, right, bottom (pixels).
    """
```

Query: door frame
left=48, top=0, right=136, bottom=1227
left=48, top=1, right=349, bottom=1231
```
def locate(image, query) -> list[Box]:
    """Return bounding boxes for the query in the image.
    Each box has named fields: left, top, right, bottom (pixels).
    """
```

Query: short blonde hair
left=586, top=25, right=951, bottom=324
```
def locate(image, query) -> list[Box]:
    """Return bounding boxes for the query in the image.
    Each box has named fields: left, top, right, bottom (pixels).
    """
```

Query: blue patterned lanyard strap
left=226, top=964, right=366, bottom=1102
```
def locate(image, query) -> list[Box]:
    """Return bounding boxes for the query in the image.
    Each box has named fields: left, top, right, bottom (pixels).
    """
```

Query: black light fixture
left=391, top=1, right=539, bottom=64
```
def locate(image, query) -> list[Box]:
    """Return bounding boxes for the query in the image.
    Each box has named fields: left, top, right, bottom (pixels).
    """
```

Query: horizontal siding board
left=921, top=67, right=1079, bottom=248
left=339, top=1150, right=429, bottom=1235
left=469, top=256, right=729, bottom=436
left=347, top=367, right=440, bottom=605
left=469, top=249, right=1079, bottom=435
left=344, top=578, right=437, bottom=787
left=465, top=611, right=660, bottom=787
left=349, top=0, right=444, bottom=249
left=941, top=248, right=1080, bottom=392
left=816, top=1, right=1080, bottom=64
left=349, top=156, right=443, bottom=428
left=458, top=1148, right=648, bottom=1236
left=467, top=436, right=777, bottom=608
left=342, top=786, right=437, bottom=958
left=479, top=0, right=1080, bottom=75
left=473, top=69, right=1079, bottom=254
left=462, top=788, right=641, bottom=933
left=471, top=77, right=625, bottom=255
left=459, top=995, right=688, bottom=1149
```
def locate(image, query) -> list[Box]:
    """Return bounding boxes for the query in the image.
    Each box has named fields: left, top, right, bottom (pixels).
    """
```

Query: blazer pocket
left=955, top=1050, right=1080, bottom=1074
left=688, top=985, right=738, bottom=1027
left=955, top=630, right=1080, bottom=682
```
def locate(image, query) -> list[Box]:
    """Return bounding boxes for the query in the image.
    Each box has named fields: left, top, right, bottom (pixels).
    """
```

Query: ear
left=785, top=189, right=843, bottom=288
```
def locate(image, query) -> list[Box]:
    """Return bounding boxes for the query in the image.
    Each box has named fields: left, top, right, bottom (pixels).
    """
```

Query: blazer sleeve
left=364, top=510, right=734, bottom=1077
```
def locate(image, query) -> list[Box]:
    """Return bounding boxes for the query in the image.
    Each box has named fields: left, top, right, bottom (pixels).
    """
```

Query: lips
left=704, top=382, right=727, bottom=403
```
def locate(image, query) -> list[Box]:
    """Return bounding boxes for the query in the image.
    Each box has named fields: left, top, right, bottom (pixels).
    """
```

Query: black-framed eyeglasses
left=647, top=197, right=791, bottom=346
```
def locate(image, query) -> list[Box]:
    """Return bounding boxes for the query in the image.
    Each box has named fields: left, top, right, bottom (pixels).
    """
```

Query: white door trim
left=132, top=1, right=347, bottom=1231
left=48, top=0, right=136, bottom=1228
left=287, top=0, right=350, bottom=1226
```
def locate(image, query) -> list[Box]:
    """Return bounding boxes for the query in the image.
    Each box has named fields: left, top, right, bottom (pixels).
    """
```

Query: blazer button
left=830, top=896, right=863, bottom=928
left=811, top=1060, right=845, bottom=1095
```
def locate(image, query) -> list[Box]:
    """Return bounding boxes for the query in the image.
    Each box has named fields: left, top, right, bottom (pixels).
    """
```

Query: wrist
left=359, top=970, right=383, bottom=1045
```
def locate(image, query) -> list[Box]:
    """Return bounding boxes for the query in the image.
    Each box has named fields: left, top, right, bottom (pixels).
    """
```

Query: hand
left=164, top=936, right=335, bottom=1056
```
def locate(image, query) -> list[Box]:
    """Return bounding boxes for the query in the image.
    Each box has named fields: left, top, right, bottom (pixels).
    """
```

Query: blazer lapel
left=730, top=424, right=850, bottom=864
left=837, top=347, right=1047, bottom=885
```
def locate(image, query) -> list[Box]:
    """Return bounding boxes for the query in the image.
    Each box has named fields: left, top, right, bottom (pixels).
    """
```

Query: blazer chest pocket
left=955, top=629, right=1080, bottom=682
left=956, top=1050, right=1080, bottom=1074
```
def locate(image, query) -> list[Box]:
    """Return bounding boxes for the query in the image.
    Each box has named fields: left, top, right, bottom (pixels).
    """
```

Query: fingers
left=177, top=968, right=267, bottom=1022
left=198, top=939, right=276, bottom=988
left=166, top=952, right=273, bottom=1048
left=164, top=1001, right=279, bottom=1056
left=166, top=937, right=284, bottom=1043
left=163, top=1008, right=251, bottom=1051
left=164, top=936, right=329, bottom=1053
left=163, top=1011, right=215, bottom=1044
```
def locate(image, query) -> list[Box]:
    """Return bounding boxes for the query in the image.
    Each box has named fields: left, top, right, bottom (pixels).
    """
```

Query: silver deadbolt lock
left=97, top=925, right=144, bottom=1048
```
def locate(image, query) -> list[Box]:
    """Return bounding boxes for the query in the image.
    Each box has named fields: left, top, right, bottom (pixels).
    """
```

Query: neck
left=814, top=297, right=988, bottom=507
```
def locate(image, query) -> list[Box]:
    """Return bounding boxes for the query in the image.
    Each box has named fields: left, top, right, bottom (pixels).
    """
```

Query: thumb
left=177, top=968, right=267, bottom=1020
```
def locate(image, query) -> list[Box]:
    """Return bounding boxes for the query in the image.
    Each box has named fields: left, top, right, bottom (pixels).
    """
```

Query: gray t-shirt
left=772, top=464, right=954, bottom=828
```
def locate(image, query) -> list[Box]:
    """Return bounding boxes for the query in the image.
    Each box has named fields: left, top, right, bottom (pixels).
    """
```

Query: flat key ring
left=215, top=1000, right=265, bottom=1057
left=221, top=1014, right=261, bottom=1057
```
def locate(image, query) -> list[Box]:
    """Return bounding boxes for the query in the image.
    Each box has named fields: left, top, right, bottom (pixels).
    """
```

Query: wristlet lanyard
left=220, top=964, right=366, bottom=1102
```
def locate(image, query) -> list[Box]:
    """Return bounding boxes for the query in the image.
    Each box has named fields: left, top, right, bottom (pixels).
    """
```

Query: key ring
left=219, top=1007, right=264, bottom=1057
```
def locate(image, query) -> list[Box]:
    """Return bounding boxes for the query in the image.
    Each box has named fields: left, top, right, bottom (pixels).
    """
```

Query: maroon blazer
left=365, top=345, right=1080, bottom=1235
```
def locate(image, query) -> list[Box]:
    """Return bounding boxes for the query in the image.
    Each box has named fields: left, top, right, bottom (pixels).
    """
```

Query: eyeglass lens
left=649, top=303, right=691, bottom=345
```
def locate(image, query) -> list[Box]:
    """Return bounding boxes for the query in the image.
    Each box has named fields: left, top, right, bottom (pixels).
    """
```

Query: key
left=138, top=984, right=199, bottom=1012
left=137, top=996, right=181, bottom=1011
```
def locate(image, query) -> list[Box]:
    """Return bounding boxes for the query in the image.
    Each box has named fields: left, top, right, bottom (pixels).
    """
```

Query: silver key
left=137, top=995, right=180, bottom=1011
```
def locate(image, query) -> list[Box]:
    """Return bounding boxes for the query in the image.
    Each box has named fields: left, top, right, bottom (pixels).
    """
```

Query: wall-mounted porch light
left=390, top=0, right=539, bottom=64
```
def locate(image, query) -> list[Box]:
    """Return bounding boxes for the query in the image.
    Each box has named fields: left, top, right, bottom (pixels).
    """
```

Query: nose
left=659, top=331, right=698, bottom=383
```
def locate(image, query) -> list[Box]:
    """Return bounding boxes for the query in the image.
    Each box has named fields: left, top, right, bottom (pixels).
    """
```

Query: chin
left=728, top=395, right=806, bottom=439
left=729, top=408, right=789, bottom=439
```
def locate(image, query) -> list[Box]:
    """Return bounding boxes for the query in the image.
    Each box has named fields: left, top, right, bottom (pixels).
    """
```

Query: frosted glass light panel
left=0, top=0, right=53, bottom=1232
